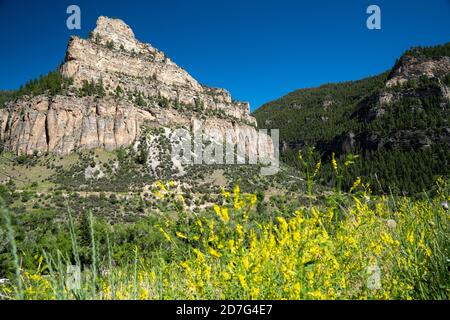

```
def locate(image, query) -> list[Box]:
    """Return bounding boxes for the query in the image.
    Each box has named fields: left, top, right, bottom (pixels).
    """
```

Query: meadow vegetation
left=0, top=151, right=449, bottom=300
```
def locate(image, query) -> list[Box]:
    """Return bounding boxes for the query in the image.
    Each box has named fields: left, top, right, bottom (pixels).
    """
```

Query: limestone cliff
left=0, top=16, right=266, bottom=157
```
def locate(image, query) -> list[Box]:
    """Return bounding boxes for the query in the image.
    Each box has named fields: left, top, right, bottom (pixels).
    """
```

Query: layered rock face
left=0, top=17, right=268, bottom=157
left=61, top=16, right=254, bottom=123
left=0, top=95, right=154, bottom=155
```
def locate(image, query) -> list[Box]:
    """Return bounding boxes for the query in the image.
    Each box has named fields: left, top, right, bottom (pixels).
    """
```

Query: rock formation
left=0, top=16, right=270, bottom=158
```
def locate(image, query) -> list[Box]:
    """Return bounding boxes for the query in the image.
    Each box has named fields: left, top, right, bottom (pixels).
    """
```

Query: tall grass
left=0, top=199, right=23, bottom=299
left=0, top=178, right=449, bottom=300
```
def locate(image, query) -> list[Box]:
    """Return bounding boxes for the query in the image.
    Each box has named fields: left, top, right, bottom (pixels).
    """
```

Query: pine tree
left=115, top=85, right=123, bottom=99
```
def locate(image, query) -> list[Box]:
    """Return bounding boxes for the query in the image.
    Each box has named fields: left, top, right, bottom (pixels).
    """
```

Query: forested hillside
left=253, top=43, right=450, bottom=194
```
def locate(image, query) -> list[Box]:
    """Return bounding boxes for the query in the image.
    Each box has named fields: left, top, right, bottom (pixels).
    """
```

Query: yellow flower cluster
left=155, top=184, right=449, bottom=300
left=4, top=180, right=449, bottom=300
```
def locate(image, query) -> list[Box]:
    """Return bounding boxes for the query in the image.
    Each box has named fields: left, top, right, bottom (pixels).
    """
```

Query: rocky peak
left=0, top=16, right=266, bottom=157
left=63, top=16, right=200, bottom=91
left=386, top=52, right=450, bottom=88
left=60, top=16, right=255, bottom=123
left=92, top=16, right=137, bottom=46
left=88, top=16, right=160, bottom=58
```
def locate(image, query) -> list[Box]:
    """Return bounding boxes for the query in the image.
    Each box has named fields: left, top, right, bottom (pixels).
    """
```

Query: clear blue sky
left=1, top=0, right=449, bottom=111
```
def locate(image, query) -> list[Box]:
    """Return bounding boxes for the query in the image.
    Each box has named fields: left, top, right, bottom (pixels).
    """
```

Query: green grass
left=0, top=176, right=449, bottom=300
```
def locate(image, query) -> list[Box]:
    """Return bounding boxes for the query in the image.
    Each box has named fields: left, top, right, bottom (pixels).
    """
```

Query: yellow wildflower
left=238, top=274, right=248, bottom=290
left=159, top=227, right=172, bottom=242
left=139, top=288, right=149, bottom=300
left=214, top=205, right=230, bottom=223
left=250, top=287, right=260, bottom=299
left=176, top=231, right=187, bottom=239
left=331, top=152, right=338, bottom=172
left=208, top=247, right=222, bottom=258
left=314, top=159, right=321, bottom=177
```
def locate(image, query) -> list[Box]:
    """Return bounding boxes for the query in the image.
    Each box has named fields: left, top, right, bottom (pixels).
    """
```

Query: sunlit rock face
left=1, top=16, right=271, bottom=157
